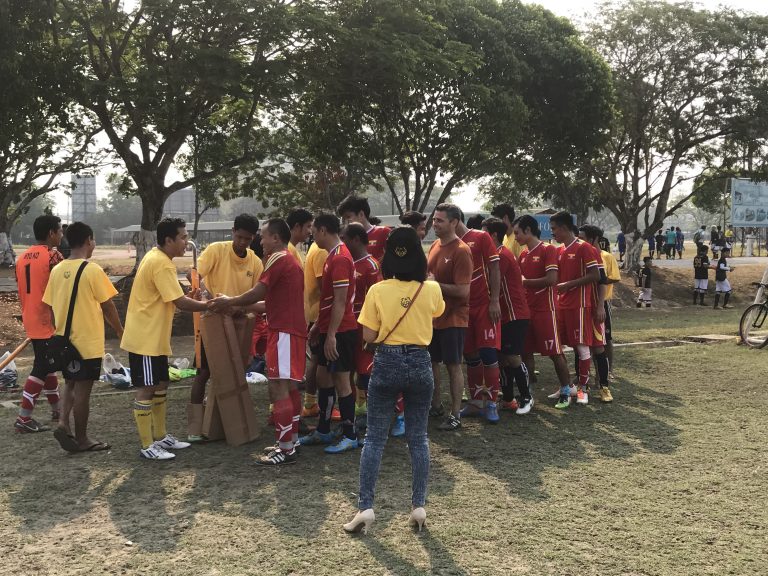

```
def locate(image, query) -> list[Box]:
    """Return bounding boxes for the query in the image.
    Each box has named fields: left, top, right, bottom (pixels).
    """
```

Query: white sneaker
left=140, top=443, right=176, bottom=460
left=516, top=398, right=533, bottom=415
left=547, top=389, right=560, bottom=400
left=156, top=434, right=191, bottom=450
left=576, top=388, right=589, bottom=405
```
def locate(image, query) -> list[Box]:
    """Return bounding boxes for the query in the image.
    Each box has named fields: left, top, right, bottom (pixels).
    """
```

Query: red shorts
left=558, top=307, right=594, bottom=347
left=266, top=330, right=306, bottom=382
left=251, top=314, right=268, bottom=356
left=356, top=327, right=374, bottom=376
left=524, top=308, right=562, bottom=356
left=464, top=303, right=501, bottom=353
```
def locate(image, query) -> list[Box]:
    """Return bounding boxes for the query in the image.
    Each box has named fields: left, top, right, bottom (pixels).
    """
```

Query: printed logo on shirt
left=567, top=254, right=576, bottom=259
left=400, top=297, right=412, bottom=309
left=246, top=271, right=254, bottom=277
left=444, top=257, right=451, bottom=264
left=531, top=256, right=541, bottom=262
left=64, top=271, right=72, bottom=279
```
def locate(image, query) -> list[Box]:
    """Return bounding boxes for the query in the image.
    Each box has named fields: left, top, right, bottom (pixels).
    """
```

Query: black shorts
left=317, top=330, right=357, bottom=373
left=500, top=320, right=528, bottom=356
left=428, top=327, right=465, bottom=365
left=30, top=339, right=53, bottom=380
left=604, top=301, right=613, bottom=342
left=63, top=357, right=102, bottom=381
left=128, top=353, right=170, bottom=387
left=308, top=322, right=322, bottom=356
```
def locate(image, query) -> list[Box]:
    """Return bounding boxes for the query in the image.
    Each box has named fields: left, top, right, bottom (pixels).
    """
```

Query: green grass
left=612, top=306, right=742, bottom=343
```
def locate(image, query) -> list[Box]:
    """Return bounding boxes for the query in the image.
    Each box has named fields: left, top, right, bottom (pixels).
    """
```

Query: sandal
left=54, top=428, right=80, bottom=453
left=80, top=441, right=111, bottom=452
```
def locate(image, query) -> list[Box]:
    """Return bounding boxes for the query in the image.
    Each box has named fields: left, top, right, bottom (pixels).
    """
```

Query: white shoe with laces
left=140, top=443, right=176, bottom=460
left=155, top=434, right=191, bottom=450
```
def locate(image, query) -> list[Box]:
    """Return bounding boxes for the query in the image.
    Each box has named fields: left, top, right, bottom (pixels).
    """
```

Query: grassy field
left=1, top=309, right=766, bottom=575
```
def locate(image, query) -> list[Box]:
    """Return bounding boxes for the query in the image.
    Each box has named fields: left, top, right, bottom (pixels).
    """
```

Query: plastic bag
left=0, top=352, right=18, bottom=390
left=245, top=372, right=268, bottom=385
left=103, top=353, right=132, bottom=389
left=171, top=357, right=190, bottom=370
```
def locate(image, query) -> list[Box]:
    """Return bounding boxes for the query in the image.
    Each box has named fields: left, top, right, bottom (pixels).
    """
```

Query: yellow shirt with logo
left=120, top=248, right=184, bottom=357
left=42, top=259, right=118, bottom=360
left=287, top=241, right=304, bottom=269
left=358, top=279, right=445, bottom=346
left=197, top=241, right=262, bottom=297
left=503, top=234, right=523, bottom=257
left=601, top=249, right=621, bottom=300
left=304, top=242, right=328, bottom=323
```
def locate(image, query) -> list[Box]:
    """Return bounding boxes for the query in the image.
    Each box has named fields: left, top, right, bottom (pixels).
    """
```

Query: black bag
left=43, top=261, right=88, bottom=372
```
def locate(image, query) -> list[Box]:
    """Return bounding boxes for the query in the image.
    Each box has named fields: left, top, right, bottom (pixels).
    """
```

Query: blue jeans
left=358, top=345, right=434, bottom=510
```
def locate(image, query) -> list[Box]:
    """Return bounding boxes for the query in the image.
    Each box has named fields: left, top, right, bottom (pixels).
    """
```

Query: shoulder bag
left=363, top=282, right=424, bottom=354
left=43, top=261, right=88, bottom=371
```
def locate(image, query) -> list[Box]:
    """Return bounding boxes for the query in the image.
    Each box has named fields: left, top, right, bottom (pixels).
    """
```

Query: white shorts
left=694, top=279, right=708, bottom=292
left=638, top=288, right=652, bottom=302
left=715, top=280, right=731, bottom=294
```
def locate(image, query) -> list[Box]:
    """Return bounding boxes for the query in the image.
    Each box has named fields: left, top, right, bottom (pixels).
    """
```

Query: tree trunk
left=624, top=231, right=644, bottom=273
left=134, top=191, right=166, bottom=268
left=0, top=213, right=15, bottom=267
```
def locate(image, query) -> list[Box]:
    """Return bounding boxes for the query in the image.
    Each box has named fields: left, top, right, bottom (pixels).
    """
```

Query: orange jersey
left=16, top=245, right=64, bottom=339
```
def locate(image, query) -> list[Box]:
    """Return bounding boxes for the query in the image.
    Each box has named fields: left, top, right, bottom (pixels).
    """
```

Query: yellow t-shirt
left=197, top=241, right=262, bottom=297
left=287, top=242, right=304, bottom=269
left=120, top=247, right=184, bottom=357
left=304, top=242, right=328, bottom=323
left=358, top=280, right=445, bottom=346
left=601, top=250, right=621, bottom=300
left=42, top=259, right=118, bottom=360
left=503, top=234, right=523, bottom=258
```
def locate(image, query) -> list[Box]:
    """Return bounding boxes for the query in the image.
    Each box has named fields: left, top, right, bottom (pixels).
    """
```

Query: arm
left=100, top=300, right=124, bottom=338
left=208, top=282, right=267, bottom=311
left=523, top=269, right=558, bottom=289
left=173, top=294, right=208, bottom=312
left=487, top=260, right=501, bottom=323
left=362, top=326, right=378, bottom=344
left=594, top=283, right=607, bottom=322
left=323, top=285, right=349, bottom=361
left=558, top=267, right=600, bottom=293
left=438, top=282, right=470, bottom=299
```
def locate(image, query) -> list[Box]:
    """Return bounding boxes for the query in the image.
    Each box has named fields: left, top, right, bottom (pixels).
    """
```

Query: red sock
left=289, top=387, right=302, bottom=437
left=274, top=397, right=294, bottom=450
left=467, top=362, right=484, bottom=401
left=483, top=364, right=500, bottom=402
left=578, top=357, right=591, bottom=388
left=395, top=394, right=404, bottom=415
left=43, top=374, right=60, bottom=409
left=18, top=376, right=45, bottom=419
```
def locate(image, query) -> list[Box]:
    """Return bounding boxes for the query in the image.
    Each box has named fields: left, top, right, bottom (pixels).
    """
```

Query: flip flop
left=54, top=428, right=80, bottom=453
left=80, top=441, right=111, bottom=452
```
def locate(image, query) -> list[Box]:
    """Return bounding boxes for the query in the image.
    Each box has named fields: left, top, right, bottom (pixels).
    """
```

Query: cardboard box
left=200, top=312, right=259, bottom=446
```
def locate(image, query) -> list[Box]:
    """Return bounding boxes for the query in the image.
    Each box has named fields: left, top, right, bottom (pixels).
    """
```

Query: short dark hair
left=550, top=211, right=575, bottom=231
left=399, top=210, right=426, bottom=227
left=264, top=218, right=290, bottom=244
left=157, top=217, right=186, bottom=246
left=233, top=213, right=259, bottom=235
left=33, top=215, right=62, bottom=241
left=337, top=195, right=370, bottom=219
left=482, top=217, right=507, bottom=244
left=434, top=203, right=462, bottom=223
left=342, top=222, right=368, bottom=245
left=286, top=208, right=313, bottom=230
left=513, top=215, right=540, bottom=238
left=578, top=224, right=602, bottom=242
left=466, top=214, right=485, bottom=230
left=313, top=212, right=340, bottom=235
left=65, top=222, right=93, bottom=248
left=643, top=256, right=652, bottom=264
left=250, top=233, right=264, bottom=258
left=491, top=203, right=515, bottom=222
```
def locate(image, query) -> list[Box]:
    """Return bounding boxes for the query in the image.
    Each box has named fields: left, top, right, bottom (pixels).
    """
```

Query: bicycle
left=739, top=282, right=768, bottom=348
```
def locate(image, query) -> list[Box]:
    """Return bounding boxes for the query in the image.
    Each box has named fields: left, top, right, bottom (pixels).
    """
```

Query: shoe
left=438, top=414, right=461, bottom=431
left=331, top=408, right=341, bottom=421
left=51, top=410, right=60, bottom=423
left=262, top=443, right=299, bottom=455
left=576, top=388, right=589, bottom=405
left=501, top=399, right=519, bottom=411
left=485, top=402, right=500, bottom=423
left=324, top=436, right=360, bottom=454
left=14, top=418, right=50, bottom=433
left=409, top=507, right=427, bottom=532
left=722, top=305, right=732, bottom=310
left=355, top=402, right=368, bottom=417
left=155, top=434, right=191, bottom=450
left=555, top=396, right=571, bottom=410
left=429, top=404, right=445, bottom=418
left=299, top=430, right=336, bottom=446
left=608, top=371, right=616, bottom=382
left=391, top=414, right=405, bottom=437
left=301, top=404, right=320, bottom=418
left=547, top=389, right=561, bottom=400
left=343, top=509, right=375, bottom=534
left=516, top=398, right=533, bottom=415
left=140, top=443, right=176, bottom=460
left=256, top=448, right=297, bottom=466
left=187, top=434, right=207, bottom=444
left=459, top=404, right=484, bottom=418
left=600, top=388, right=614, bottom=403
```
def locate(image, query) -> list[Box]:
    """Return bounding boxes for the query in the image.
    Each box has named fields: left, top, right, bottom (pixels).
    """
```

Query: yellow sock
left=269, top=403, right=274, bottom=414
left=133, top=400, right=154, bottom=449
left=356, top=389, right=367, bottom=407
left=151, top=392, right=167, bottom=440
left=304, top=392, right=317, bottom=409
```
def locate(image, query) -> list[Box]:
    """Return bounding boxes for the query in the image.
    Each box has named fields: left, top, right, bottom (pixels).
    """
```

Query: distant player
left=399, top=211, right=427, bottom=240
left=337, top=195, right=390, bottom=263
left=491, top=203, right=524, bottom=257
left=598, top=236, right=621, bottom=381
left=714, top=247, right=734, bottom=309
left=693, top=245, right=710, bottom=306
left=636, top=257, right=653, bottom=308
left=302, top=235, right=329, bottom=418
left=286, top=208, right=313, bottom=267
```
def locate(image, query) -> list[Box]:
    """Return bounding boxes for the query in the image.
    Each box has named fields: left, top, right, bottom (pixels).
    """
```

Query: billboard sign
left=732, top=178, right=768, bottom=227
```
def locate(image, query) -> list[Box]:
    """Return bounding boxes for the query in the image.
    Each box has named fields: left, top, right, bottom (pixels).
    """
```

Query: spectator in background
left=654, top=230, right=665, bottom=260
left=399, top=211, right=427, bottom=241
left=616, top=230, right=626, bottom=262
left=59, top=224, right=71, bottom=259
left=710, top=226, right=720, bottom=259
left=675, top=227, right=684, bottom=259
left=648, top=232, right=656, bottom=259
left=693, top=225, right=705, bottom=249
left=665, top=227, right=677, bottom=259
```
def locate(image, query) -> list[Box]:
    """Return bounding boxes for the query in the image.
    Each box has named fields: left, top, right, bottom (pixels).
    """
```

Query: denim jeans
left=358, top=344, right=434, bottom=510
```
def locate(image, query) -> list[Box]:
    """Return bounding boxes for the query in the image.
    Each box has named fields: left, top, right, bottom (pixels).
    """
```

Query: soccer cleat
left=501, top=399, right=519, bottom=411
left=301, top=404, right=319, bottom=418
left=324, top=436, right=360, bottom=454
left=600, top=388, right=614, bottom=403
left=516, top=398, right=533, bottom=415
left=390, top=414, right=405, bottom=437
left=438, top=414, right=461, bottom=431
left=576, top=389, right=589, bottom=405
left=429, top=404, right=445, bottom=418
left=355, top=402, right=368, bottom=417
left=298, top=430, right=336, bottom=446
left=187, top=434, right=206, bottom=444
left=140, top=443, right=176, bottom=460
left=155, top=434, right=191, bottom=450
left=14, top=418, right=50, bottom=433
left=331, top=408, right=341, bottom=421
left=51, top=410, right=60, bottom=423
left=555, top=396, right=571, bottom=410
left=459, top=404, right=484, bottom=418
left=485, top=402, right=500, bottom=423
left=256, top=448, right=297, bottom=466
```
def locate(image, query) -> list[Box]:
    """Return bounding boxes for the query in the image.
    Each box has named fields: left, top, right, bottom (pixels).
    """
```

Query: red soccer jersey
left=498, top=245, right=530, bottom=322
left=460, top=229, right=499, bottom=307
left=365, top=225, right=390, bottom=263
left=556, top=238, right=599, bottom=309
left=353, top=254, right=382, bottom=317
left=16, top=244, right=64, bottom=339
left=258, top=250, right=305, bottom=337
left=518, top=241, right=559, bottom=312
left=317, top=242, right=357, bottom=333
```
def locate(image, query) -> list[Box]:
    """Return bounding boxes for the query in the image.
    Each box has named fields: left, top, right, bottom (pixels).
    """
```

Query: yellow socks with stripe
left=133, top=400, right=154, bottom=449
left=304, top=392, right=317, bottom=409
left=151, top=392, right=168, bottom=440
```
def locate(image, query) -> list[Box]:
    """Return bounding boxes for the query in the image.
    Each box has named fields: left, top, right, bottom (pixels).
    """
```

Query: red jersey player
left=210, top=218, right=306, bottom=465
left=337, top=194, right=390, bottom=263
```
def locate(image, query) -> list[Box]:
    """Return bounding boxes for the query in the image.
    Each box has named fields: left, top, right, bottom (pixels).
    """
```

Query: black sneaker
left=256, top=448, right=297, bottom=466
left=437, top=414, right=461, bottom=431
left=14, top=418, right=50, bottom=433
left=429, top=404, right=445, bottom=418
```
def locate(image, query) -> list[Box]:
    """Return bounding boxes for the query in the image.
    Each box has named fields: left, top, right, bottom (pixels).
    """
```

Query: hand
left=324, top=333, right=339, bottom=362
left=208, top=295, right=232, bottom=312
left=556, top=282, right=571, bottom=294
left=188, top=288, right=202, bottom=300
left=308, top=323, right=319, bottom=346
left=488, top=300, right=501, bottom=324
left=594, top=305, right=606, bottom=323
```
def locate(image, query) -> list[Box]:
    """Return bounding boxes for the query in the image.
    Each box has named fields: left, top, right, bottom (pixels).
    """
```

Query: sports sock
left=594, top=352, right=609, bottom=388
left=303, top=392, right=317, bottom=409
left=274, top=397, right=294, bottom=451
left=289, top=387, right=302, bottom=441
left=18, top=375, right=44, bottom=419
left=151, top=391, right=168, bottom=440
left=512, top=363, right=530, bottom=401
left=714, top=293, right=720, bottom=308
left=43, top=374, right=60, bottom=411
left=316, top=388, right=335, bottom=434
left=693, top=291, right=699, bottom=305
left=483, top=363, right=500, bottom=402
left=699, top=293, right=705, bottom=305
left=578, top=358, right=591, bottom=388
left=500, top=366, right=516, bottom=402
left=723, top=293, right=730, bottom=307
left=466, top=359, right=483, bottom=404
left=133, top=400, right=154, bottom=448
left=395, top=394, right=404, bottom=415
left=338, top=393, right=356, bottom=440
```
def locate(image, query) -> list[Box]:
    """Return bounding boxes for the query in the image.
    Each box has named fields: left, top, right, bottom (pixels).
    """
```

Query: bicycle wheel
left=739, top=303, right=768, bottom=348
